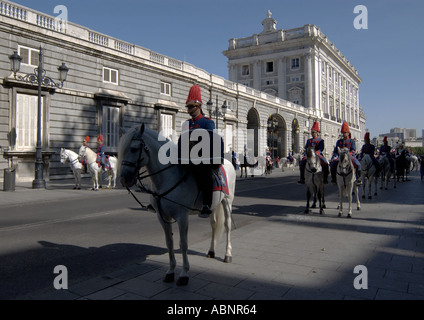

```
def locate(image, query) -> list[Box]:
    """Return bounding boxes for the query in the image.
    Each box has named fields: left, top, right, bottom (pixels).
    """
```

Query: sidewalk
left=3, top=169, right=424, bottom=301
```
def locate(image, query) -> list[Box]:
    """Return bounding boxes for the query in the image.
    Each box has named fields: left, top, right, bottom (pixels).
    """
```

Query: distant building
left=223, top=11, right=364, bottom=154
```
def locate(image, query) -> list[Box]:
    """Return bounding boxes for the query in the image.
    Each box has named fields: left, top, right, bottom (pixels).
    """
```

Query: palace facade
left=0, top=2, right=366, bottom=184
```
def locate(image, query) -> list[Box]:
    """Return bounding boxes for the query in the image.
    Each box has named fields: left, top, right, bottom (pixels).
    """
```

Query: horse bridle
left=62, top=150, right=79, bottom=166
left=337, top=152, right=354, bottom=187
left=122, top=131, right=198, bottom=221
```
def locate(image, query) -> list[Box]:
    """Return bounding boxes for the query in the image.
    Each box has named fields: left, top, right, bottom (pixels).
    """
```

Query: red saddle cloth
left=212, top=165, right=229, bottom=195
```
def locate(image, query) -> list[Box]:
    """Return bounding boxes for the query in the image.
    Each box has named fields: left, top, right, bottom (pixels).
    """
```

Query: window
left=160, top=81, right=172, bottom=96
left=266, top=61, right=274, bottom=73
left=15, top=93, right=43, bottom=151
left=291, top=58, right=300, bottom=70
left=160, top=113, right=174, bottom=142
left=241, top=65, right=250, bottom=76
left=103, top=67, right=118, bottom=85
left=102, top=106, right=120, bottom=151
left=266, top=80, right=274, bottom=85
left=290, top=76, right=301, bottom=82
left=18, top=46, right=39, bottom=66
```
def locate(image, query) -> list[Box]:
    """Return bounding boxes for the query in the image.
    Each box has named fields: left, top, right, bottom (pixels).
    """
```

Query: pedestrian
left=178, top=85, right=223, bottom=218
left=330, top=122, right=361, bottom=185
left=298, top=121, right=329, bottom=184
left=275, top=156, right=279, bottom=168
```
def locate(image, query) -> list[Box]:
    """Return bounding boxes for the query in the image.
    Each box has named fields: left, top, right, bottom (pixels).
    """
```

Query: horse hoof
left=357, top=207, right=361, bottom=211
left=224, top=256, right=232, bottom=263
left=207, top=251, right=215, bottom=258
left=176, top=276, right=189, bottom=286
left=73, top=187, right=77, bottom=189
left=368, top=196, right=372, bottom=199
left=320, top=210, right=325, bottom=215
left=311, top=204, right=316, bottom=208
left=304, top=209, right=310, bottom=214
left=322, top=204, right=326, bottom=209
left=338, top=213, right=342, bottom=217
left=163, top=273, right=175, bottom=283
left=347, top=214, right=352, bottom=218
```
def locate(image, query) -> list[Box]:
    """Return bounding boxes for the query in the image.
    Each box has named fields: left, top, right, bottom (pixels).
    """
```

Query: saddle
left=96, top=154, right=111, bottom=170
left=212, top=165, right=229, bottom=195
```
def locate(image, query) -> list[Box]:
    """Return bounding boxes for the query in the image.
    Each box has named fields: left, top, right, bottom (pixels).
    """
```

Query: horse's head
left=119, top=124, right=150, bottom=188
left=338, top=147, right=352, bottom=173
left=306, top=147, right=320, bottom=173
left=60, top=148, right=67, bottom=164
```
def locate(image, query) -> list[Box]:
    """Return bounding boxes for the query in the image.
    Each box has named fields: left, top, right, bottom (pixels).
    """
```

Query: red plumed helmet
left=383, top=136, right=388, bottom=142
left=364, top=132, right=370, bottom=140
left=341, top=122, right=350, bottom=133
left=311, top=121, right=320, bottom=132
left=186, top=85, right=202, bottom=106
left=84, top=136, right=89, bottom=143
left=97, top=135, right=103, bottom=142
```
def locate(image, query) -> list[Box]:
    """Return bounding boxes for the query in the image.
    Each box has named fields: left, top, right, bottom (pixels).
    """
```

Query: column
left=304, top=52, right=313, bottom=109
left=253, top=60, right=261, bottom=91
left=277, top=57, right=286, bottom=99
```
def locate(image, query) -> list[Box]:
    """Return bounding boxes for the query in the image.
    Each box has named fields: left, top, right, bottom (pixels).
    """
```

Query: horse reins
left=123, top=133, right=203, bottom=224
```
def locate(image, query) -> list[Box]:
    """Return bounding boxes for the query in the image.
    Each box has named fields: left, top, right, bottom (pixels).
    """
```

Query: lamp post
left=267, top=116, right=278, bottom=160
left=9, top=46, right=69, bottom=189
left=206, top=95, right=227, bottom=130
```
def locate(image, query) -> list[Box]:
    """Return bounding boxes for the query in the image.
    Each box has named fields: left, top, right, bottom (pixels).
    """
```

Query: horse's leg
left=347, top=186, right=353, bottom=218
left=355, top=185, right=361, bottom=211
left=208, top=202, right=221, bottom=259
left=159, top=217, right=176, bottom=283
left=223, top=199, right=232, bottom=263
left=374, top=176, right=378, bottom=196
left=338, top=186, right=343, bottom=217
left=305, top=187, right=311, bottom=214
left=176, top=214, right=190, bottom=286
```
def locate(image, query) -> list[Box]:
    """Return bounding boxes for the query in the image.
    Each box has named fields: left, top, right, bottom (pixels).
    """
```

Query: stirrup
left=198, top=205, right=212, bottom=218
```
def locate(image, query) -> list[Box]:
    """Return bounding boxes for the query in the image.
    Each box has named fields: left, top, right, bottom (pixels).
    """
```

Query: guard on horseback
left=358, top=132, right=381, bottom=174
left=298, top=121, right=329, bottom=184
left=378, top=137, right=394, bottom=171
left=96, top=135, right=110, bottom=171
left=81, top=135, right=90, bottom=173
left=330, top=122, right=362, bottom=185
left=178, top=85, right=223, bottom=218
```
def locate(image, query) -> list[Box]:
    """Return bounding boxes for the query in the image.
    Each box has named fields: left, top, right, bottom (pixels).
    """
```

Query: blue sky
left=10, top=0, right=424, bottom=139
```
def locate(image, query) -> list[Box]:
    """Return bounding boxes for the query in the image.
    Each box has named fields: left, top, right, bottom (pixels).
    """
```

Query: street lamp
left=9, top=46, right=69, bottom=189
left=206, top=95, right=227, bottom=130
left=267, top=116, right=278, bottom=160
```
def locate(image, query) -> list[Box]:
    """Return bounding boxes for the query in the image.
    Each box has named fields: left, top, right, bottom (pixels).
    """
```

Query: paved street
left=1, top=167, right=423, bottom=303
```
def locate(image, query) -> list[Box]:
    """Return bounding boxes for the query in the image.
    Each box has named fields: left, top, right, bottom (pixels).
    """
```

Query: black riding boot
left=298, top=166, right=305, bottom=184
left=323, top=164, right=329, bottom=184
left=331, top=166, right=337, bottom=184
left=356, top=170, right=362, bottom=185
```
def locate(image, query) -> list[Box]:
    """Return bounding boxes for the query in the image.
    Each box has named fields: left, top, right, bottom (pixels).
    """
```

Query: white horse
left=119, top=124, right=236, bottom=286
left=60, top=148, right=82, bottom=189
left=304, top=147, right=325, bottom=214
left=360, top=154, right=378, bottom=199
left=336, top=147, right=360, bottom=218
left=78, top=146, right=118, bottom=190
left=410, top=155, right=419, bottom=171
left=379, top=154, right=396, bottom=190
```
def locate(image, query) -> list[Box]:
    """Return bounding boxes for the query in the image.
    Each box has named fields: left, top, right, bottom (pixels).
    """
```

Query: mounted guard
left=96, top=135, right=111, bottom=171
left=330, top=122, right=362, bottom=185
left=298, top=121, right=329, bottom=184
left=178, top=85, right=224, bottom=218
left=358, top=132, right=381, bottom=174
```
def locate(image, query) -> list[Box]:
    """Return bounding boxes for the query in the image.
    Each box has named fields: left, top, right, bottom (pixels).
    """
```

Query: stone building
left=224, top=11, right=365, bottom=155
left=0, top=2, right=365, bottom=185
